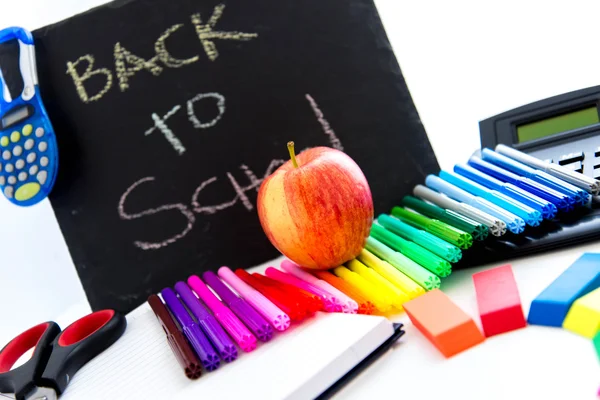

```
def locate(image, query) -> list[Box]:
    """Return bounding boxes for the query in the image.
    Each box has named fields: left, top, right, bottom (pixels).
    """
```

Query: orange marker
left=311, top=270, right=375, bottom=315
left=403, top=289, right=485, bottom=357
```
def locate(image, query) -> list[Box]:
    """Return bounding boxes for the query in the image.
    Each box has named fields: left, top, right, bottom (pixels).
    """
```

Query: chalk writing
left=150, top=107, right=186, bottom=155
left=305, top=94, right=343, bottom=151
left=113, top=42, right=163, bottom=92
left=65, top=55, right=113, bottom=103
left=155, top=24, right=200, bottom=68
left=187, top=92, right=226, bottom=129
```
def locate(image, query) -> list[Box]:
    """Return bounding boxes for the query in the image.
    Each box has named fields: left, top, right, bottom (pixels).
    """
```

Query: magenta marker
left=188, top=275, right=257, bottom=352
left=265, top=267, right=342, bottom=312
left=280, top=260, right=358, bottom=314
left=218, top=266, right=291, bottom=332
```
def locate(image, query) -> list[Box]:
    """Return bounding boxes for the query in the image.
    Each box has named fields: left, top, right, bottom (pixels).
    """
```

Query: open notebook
left=60, top=304, right=402, bottom=400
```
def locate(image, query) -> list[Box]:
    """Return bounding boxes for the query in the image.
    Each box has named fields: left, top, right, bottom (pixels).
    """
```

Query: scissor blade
left=0, top=393, right=16, bottom=399
left=25, top=387, right=57, bottom=400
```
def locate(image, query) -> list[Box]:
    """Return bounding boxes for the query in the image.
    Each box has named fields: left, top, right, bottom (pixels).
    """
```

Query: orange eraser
left=404, top=289, right=485, bottom=357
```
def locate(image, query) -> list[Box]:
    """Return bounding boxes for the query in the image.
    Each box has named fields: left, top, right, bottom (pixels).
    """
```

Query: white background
left=1, top=1, right=600, bottom=399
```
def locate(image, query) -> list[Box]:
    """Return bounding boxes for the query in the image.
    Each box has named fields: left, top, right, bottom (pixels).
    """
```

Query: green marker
left=378, top=214, right=462, bottom=263
left=594, top=331, right=600, bottom=361
left=370, top=223, right=451, bottom=278
left=401, top=196, right=489, bottom=241
left=391, top=206, right=473, bottom=250
left=365, top=236, right=440, bottom=290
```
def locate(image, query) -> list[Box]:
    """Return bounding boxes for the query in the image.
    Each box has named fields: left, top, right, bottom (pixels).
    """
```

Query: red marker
left=252, top=273, right=323, bottom=314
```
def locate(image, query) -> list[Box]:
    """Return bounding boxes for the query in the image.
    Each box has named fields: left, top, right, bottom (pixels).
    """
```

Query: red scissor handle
left=0, top=321, right=61, bottom=399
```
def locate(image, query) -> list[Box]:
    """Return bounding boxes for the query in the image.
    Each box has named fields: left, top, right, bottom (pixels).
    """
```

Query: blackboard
left=30, top=0, right=439, bottom=313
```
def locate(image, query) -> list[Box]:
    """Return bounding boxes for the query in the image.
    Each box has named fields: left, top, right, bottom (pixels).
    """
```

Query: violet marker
left=203, top=270, right=274, bottom=342
left=188, top=275, right=257, bottom=352
left=175, top=281, right=238, bottom=362
left=161, top=288, right=220, bottom=371
left=218, top=266, right=291, bottom=332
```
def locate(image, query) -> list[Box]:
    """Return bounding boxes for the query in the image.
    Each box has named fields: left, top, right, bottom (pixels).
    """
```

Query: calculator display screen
left=516, top=106, right=600, bottom=143
left=1, top=105, right=31, bottom=129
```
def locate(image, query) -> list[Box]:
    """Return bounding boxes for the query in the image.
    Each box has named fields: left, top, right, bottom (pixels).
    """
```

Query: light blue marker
left=439, top=170, right=542, bottom=227
left=481, top=149, right=588, bottom=206
left=454, top=163, right=557, bottom=220
left=425, top=174, right=525, bottom=234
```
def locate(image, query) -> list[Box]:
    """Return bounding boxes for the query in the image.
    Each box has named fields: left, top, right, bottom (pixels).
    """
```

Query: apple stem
left=287, top=141, right=299, bottom=168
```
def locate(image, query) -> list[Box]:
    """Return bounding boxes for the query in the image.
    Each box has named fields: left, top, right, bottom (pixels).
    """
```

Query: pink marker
left=218, top=266, right=290, bottom=332
left=188, top=275, right=257, bottom=352
left=280, top=260, right=358, bottom=314
left=265, top=267, right=343, bottom=312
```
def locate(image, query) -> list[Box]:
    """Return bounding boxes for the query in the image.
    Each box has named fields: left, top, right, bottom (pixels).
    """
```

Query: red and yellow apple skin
left=257, top=147, right=374, bottom=269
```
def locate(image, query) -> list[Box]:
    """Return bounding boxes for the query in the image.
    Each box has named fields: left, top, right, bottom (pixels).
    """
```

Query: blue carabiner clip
left=0, top=26, right=58, bottom=206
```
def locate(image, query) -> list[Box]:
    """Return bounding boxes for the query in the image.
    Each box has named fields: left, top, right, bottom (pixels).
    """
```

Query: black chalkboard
left=32, top=0, right=438, bottom=313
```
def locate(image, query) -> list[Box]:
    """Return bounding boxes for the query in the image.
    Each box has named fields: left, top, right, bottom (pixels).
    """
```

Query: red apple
left=257, top=142, right=373, bottom=269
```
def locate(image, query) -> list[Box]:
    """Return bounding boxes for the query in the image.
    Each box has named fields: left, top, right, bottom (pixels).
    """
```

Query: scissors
left=0, top=310, right=126, bottom=400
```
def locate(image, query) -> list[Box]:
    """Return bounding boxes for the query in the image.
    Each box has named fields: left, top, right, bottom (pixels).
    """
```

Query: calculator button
left=38, top=142, right=47, bottom=152
left=26, top=153, right=36, bottom=163
left=22, top=124, right=33, bottom=136
left=0, top=137, right=8, bottom=147
left=0, top=163, right=2, bottom=172
left=15, top=159, right=24, bottom=170
left=40, top=157, right=48, bottom=167
left=18, top=172, right=27, bottom=181
left=4, top=186, right=13, bottom=198
left=0, top=176, right=5, bottom=185
left=12, top=146, right=22, bottom=157
left=558, top=152, right=584, bottom=165
left=10, top=131, right=20, bottom=143
left=24, top=139, right=33, bottom=150
left=2, top=151, right=10, bottom=160
left=8, top=176, right=16, bottom=185
left=37, top=170, right=47, bottom=185
left=15, top=182, right=39, bottom=201
left=35, top=127, right=44, bottom=138
left=5, top=163, right=13, bottom=173
left=29, top=165, right=38, bottom=175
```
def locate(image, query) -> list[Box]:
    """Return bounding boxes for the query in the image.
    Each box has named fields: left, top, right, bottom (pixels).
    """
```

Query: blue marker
left=439, top=170, right=542, bottom=227
left=468, top=157, right=575, bottom=212
left=425, top=174, right=525, bottom=234
left=481, top=149, right=588, bottom=206
left=454, top=163, right=557, bottom=220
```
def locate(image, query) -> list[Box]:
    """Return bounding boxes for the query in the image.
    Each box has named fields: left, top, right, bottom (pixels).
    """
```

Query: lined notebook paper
left=61, top=305, right=396, bottom=400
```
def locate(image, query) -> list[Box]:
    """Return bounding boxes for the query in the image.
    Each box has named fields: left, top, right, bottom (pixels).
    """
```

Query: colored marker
left=371, top=223, right=451, bottom=277
left=347, top=259, right=410, bottom=309
left=356, top=249, right=425, bottom=299
left=468, top=156, right=574, bottom=212
left=161, top=287, right=220, bottom=371
left=414, top=184, right=507, bottom=237
left=453, top=163, right=557, bottom=219
left=333, top=266, right=392, bottom=312
left=219, top=266, right=291, bottom=331
left=439, top=170, right=542, bottom=227
left=280, top=260, right=358, bottom=313
left=311, top=270, right=375, bottom=315
left=265, top=267, right=342, bottom=312
left=401, top=195, right=489, bottom=241
left=389, top=206, right=473, bottom=249
left=188, top=275, right=257, bottom=352
left=203, top=270, right=274, bottom=342
left=365, top=236, right=441, bottom=290
left=496, top=143, right=600, bottom=195
left=426, top=174, right=526, bottom=234
left=482, top=148, right=588, bottom=206
left=252, top=273, right=323, bottom=314
left=378, top=214, right=461, bottom=262
left=175, top=281, right=238, bottom=362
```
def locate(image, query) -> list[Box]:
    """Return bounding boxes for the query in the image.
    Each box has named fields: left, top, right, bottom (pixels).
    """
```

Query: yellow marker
left=333, top=266, right=391, bottom=312
left=347, top=259, right=409, bottom=309
left=0, top=136, right=8, bottom=147
left=10, top=131, right=20, bottom=143
left=562, top=287, right=600, bottom=338
left=357, top=249, right=425, bottom=299
left=22, top=124, right=33, bottom=136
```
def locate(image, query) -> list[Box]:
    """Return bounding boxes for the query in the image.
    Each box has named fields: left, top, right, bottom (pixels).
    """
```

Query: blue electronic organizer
left=0, top=27, right=58, bottom=206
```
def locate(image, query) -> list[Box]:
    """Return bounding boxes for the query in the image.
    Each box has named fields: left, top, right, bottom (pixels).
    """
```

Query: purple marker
left=161, top=287, right=220, bottom=371
left=203, top=270, right=274, bottom=342
left=175, top=281, right=238, bottom=362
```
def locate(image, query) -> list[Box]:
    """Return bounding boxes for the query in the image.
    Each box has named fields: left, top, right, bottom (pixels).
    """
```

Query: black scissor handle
left=39, top=310, right=126, bottom=395
left=0, top=321, right=61, bottom=400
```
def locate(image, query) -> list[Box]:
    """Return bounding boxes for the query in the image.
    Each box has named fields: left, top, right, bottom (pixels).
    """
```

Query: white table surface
left=1, top=1, right=600, bottom=399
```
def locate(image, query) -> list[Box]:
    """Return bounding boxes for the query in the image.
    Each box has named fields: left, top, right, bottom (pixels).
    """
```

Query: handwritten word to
left=118, top=93, right=343, bottom=250
left=65, top=4, right=257, bottom=103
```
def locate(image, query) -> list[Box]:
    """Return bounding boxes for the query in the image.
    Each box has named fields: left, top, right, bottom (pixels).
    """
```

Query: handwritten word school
left=65, top=4, right=258, bottom=103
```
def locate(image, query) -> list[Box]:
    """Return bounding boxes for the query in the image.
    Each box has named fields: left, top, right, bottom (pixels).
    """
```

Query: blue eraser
left=528, top=253, right=600, bottom=327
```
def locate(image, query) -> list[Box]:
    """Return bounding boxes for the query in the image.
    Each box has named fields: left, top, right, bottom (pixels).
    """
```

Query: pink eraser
left=473, top=264, right=526, bottom=337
